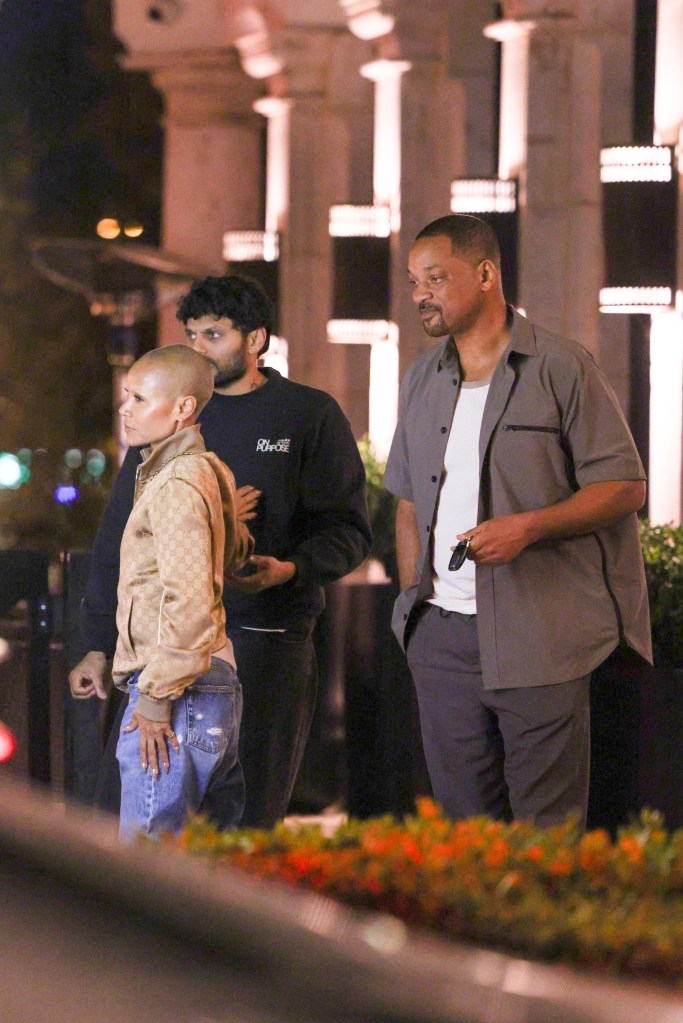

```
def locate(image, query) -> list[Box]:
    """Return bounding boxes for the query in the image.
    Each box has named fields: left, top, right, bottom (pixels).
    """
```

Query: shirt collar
left=437, top=305, right=537, bottom=373
left=138, top=424, right=205, bottom=481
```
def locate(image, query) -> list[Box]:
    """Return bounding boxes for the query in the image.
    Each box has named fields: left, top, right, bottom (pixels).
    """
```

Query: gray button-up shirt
left=385, top=309, right=652, bottom=689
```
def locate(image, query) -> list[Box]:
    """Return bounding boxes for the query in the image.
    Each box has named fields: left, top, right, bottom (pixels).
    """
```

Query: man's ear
left=247, top=326, right=266, bottom=355
left=177, top=394, right=198, bottom=422
left=479, top=259, right=498, bottom=291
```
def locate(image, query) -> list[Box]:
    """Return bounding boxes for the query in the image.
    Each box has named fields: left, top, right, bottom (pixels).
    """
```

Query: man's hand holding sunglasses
left=450, top=513, right=534, bottom=568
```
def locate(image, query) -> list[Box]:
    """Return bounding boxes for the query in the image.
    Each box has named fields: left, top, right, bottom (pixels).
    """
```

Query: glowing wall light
left=600, top=146, right=673, bottom=183
left=450, top=179, right=517, bottom=214
left=601, top=146, right=677, bottom=301
left=327, top=320, right=393, bottom=345
left=599, top=287, right=673, bottom=314
left=649, top=310, right=683, bottom=526
left=223, top=231, right=279, bottom=263
left=329, top=207, right=390, bottom=321
left=329, top=204, right=391, bottom=238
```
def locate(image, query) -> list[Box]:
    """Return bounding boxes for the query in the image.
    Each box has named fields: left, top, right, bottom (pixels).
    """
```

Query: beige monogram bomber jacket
left=112, top=425, right=253, bottom=720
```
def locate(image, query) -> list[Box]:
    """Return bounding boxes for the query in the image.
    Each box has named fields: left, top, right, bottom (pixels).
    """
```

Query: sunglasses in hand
left=448, top=537, right=471, bottom=571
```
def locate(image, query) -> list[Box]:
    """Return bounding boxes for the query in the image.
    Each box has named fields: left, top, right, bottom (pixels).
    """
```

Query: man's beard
left=212, top=348, right=249, bottom=388
left=420, top=306, right=448, bottom=338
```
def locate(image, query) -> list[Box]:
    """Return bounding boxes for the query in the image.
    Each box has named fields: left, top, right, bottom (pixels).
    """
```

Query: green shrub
left=639, top=520, right=683, bottom=668
left=357, top=436, right=397, bottom=569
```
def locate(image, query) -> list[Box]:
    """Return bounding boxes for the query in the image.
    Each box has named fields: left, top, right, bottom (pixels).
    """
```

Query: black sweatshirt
left=81, top=369, right=372, bottom=654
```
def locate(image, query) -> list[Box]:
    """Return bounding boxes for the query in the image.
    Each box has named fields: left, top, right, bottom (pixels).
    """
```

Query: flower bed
left=167, top=799, right=683, bottom=988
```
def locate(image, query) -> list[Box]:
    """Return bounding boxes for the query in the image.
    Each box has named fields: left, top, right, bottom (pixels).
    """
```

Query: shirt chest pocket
left=501, top=424, right=561, bottom=434
left=490, top=420, right=573, bottom=509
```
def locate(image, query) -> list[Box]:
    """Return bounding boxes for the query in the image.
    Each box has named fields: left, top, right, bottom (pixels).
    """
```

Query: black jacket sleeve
left=79, top=446, right=140, bottom=655
left=288, top=398, right=372, bottom=587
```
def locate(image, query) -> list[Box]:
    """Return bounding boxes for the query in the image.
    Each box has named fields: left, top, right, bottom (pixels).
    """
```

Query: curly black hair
left=176, top=275, right=275, bottom=355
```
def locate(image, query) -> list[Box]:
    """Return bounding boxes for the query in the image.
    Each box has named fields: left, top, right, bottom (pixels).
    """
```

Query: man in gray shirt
left=384, top=214, right=651, bottom=828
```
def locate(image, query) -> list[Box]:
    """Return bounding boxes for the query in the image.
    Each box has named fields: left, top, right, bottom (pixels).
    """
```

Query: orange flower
left=415, top=797, right=441, bottom=820
left=578, top=829, right=611, bottom=871
left=619, top=836, right=644, bottom=865
left=484, top=837, right=509, bottom=869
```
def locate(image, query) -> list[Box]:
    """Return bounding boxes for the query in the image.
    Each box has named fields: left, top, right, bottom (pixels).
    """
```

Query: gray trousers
left=406, top=604, right=590, bottom=828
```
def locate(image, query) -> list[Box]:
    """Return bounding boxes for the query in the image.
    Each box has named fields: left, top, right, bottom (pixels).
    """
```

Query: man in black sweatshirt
left=69, top=275, right=371, bottom=828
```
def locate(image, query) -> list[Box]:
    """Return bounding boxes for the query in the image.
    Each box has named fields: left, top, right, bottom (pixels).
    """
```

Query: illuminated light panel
left=600, top=146, right=673, bottom=183
left=599, top=287, right=673, bottom=314
left=649, top=311, right=683, bottom=526
left=327, top=319, right=394, bottom=345
left=329, top=205, right=391, bottom=238
left=223, top=230, right=279, bottom=263
left=451, top=179, right=517, bottom=214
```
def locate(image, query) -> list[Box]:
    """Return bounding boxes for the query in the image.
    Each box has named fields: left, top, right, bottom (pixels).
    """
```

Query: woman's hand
left=123, top=710, right=180, bottom=777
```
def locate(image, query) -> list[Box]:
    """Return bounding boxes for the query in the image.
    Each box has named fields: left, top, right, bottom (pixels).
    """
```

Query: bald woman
left=110, top=344, right=252, bottom=839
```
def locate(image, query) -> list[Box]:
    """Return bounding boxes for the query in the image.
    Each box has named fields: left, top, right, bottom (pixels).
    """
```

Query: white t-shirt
left=429, top=380, right=489, bottom=613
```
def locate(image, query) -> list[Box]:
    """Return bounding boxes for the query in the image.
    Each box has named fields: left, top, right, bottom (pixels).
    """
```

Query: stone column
left=486, top=2, right=603, bottom=354
left=124, top=50, right=264, bottom=345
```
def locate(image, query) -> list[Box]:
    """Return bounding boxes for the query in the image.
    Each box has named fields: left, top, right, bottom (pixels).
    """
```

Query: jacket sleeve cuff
left=136, top=694, right=172, bottom=722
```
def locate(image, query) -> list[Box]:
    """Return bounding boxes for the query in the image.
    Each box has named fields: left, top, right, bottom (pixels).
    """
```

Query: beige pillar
left=124, top=51, right=264, bottom=345
left=487, top=2, right=603, bottom=354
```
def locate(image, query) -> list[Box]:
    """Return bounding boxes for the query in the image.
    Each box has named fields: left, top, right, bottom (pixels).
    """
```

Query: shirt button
left=440, top=426, right=447, bottom=434
left=431, top=475, right=437, bottom=482
left=426, top=525, right=431, bottom=533
left=403, top=613, right=408, bottom=620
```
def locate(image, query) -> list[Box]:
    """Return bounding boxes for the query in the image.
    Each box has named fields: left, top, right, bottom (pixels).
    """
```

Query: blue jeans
left=116, top=657, right=244, bottom=840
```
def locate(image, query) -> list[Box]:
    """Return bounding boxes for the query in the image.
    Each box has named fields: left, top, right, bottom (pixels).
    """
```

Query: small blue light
left=54, top=484, right=80, bottom=505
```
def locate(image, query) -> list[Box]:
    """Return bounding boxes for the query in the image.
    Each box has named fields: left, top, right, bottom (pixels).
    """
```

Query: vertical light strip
left=369, top=326, right=399, bottom=462
left=360, top=59, right=412, bottom=232
left=654, top=0, right=683, bottom=144
left=649, top=310, right=683, bottom=525
left=253, top=97, right=292, bottom=233
left=484, top=20, right=530, bottom=182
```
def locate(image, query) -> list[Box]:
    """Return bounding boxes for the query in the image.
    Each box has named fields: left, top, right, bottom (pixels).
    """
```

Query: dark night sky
left=0, top=0, right=161, bottom=235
